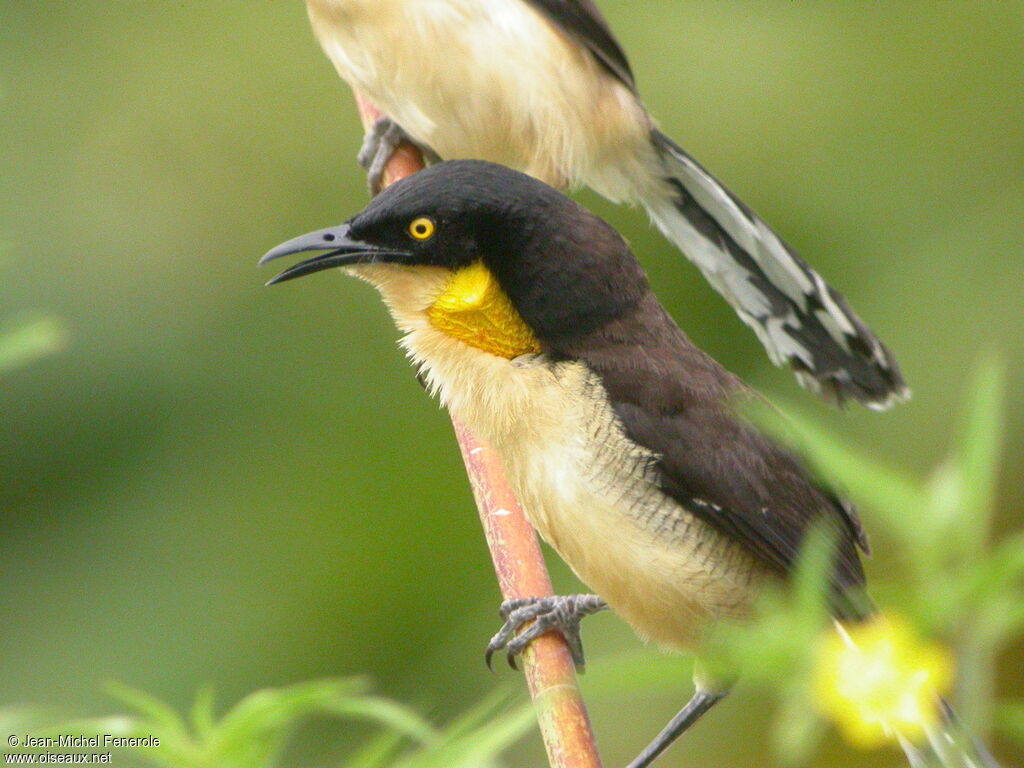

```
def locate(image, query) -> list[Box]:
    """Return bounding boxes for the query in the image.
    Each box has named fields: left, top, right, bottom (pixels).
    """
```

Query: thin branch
left=352, top=95, right=603, bottom=768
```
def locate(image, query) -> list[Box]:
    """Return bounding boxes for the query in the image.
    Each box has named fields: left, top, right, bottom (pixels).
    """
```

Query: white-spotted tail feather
left=642, top=130, right=908, bottom=409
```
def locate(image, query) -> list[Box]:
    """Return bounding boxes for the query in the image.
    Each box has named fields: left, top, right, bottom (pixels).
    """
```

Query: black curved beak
left=259, top=224, right=412, bottom=286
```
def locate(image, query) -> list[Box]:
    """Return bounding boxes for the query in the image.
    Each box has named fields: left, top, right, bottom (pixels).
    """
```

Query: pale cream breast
left=351, top=262, right=766, bottom=651
left=485, top=358, right=766, bottom=650
left=306, top=0, right=656, bottom=198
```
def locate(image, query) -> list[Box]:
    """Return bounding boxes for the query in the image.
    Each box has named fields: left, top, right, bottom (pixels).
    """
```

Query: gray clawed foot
left=358, top=117, right=441, bottom=195
left=485, top=594, right=607, bottom=672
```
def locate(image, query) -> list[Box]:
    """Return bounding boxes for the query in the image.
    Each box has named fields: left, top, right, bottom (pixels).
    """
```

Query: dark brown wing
left=522, top=0, right=637, bottom=91
left=554, top=293, right=869, bottom=611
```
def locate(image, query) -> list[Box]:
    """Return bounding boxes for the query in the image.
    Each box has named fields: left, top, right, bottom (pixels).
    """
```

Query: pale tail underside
left=642, top=130, right=908, bottom=410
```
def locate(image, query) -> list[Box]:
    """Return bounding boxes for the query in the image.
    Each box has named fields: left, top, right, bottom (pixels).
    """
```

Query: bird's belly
left=377, top=283, right=765, bottom=651
left=306, top=0, right=653, bottom=196
left=506, top=425, right=761, bottom=650
left=445, top=357, right=765, bottom=650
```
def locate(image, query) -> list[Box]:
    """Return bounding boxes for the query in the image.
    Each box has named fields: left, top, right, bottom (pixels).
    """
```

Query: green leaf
left=103, top=681, right=190, bottom=740
left=428, top=686, right=515, bottom=744
left=212, top=677, right=372, bottom=767
left=697, top=525, right=839, bottom=690
left=393, top=697, right=534, bottom=768
left=743, top=400, right=926, bottom=544
left=321, top=695, right=438, bottom=746
left=955, top=353, right=1006, bottom=548
left=39, top=679, right=532, bottom=768
left=30, top=716, right=198, bottom=768
left=342, top=728, right=407, bottom=768
left=957, top=531, right=1024, bottom=614
left=189, top=686, right=217, bottom=743
left=0, top=706, right=54, bottom=734
left=791, top=523, right=839, bottom=621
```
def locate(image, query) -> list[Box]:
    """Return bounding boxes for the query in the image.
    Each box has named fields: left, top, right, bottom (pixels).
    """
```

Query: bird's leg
left=358, top=116, right=441, bottom=195
left=623, top=687, right=729, bottom=768
left=486, top=594, right=608, bottom=671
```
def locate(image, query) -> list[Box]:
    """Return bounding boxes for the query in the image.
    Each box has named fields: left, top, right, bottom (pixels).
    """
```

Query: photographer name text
left=11, top=736, right=159, bottom=749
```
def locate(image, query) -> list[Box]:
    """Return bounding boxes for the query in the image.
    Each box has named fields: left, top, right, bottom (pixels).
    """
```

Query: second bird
left=305, top=0, right=907, bottom=408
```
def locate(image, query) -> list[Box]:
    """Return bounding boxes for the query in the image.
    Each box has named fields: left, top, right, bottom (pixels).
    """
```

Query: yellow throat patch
left=427, top=262, right=541, bottom=359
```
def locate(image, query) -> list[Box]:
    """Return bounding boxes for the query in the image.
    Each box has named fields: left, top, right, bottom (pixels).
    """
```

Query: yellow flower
left=812, top=613, right=953, bottom=748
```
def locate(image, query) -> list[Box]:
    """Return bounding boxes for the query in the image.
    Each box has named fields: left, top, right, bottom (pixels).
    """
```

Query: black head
left=261, top=160, right=650, bottom=341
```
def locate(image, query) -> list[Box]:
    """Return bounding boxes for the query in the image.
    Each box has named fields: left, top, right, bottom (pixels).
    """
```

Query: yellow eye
left=408, top=217, right=435, bottom=241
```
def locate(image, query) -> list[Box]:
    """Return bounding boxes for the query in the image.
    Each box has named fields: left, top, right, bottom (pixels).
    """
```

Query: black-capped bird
left=261, top=160, right=874, bottom=767
left=303, top=0, right=907, bottom=409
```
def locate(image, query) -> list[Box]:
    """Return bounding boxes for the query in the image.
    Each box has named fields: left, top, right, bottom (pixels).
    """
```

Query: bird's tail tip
left=643, top=129, right=908, bottom=410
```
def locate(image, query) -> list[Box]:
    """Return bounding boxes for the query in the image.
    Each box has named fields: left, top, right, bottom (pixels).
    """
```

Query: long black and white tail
left=640, top=130, right=908, bottom=410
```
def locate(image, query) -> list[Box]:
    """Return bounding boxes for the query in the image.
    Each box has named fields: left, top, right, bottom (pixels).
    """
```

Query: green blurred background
left=1, top=2, right=1022, bottom=766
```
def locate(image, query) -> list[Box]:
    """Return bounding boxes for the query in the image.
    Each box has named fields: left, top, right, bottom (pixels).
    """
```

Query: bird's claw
left=358, top=117, right=440, bottom=196
left=485, top=594, right=607, bottom=672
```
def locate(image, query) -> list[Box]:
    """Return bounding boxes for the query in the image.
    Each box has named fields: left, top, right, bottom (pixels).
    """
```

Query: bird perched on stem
left=261, top=160, right=875, bottom=767
left=304, top=0, right=908, bottom=409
